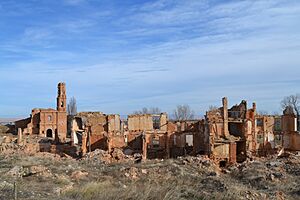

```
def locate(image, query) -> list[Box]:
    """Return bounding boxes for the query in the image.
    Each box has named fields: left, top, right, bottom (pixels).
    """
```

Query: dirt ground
left=0, top=150, right=299, bottom=200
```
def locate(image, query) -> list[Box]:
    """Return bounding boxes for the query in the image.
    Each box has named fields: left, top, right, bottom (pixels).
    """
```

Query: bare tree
left=173, top=104, right=195, bottom=121
left=281, top=94, right=300, bottom=115
left=67, top=96, right=77, bottom=116
left=257, top=110, right=269, bottom=116
left=208, top=105, right=218, bottom=112
left=281, top=94, right=300, bottom=130
left=133, top=107, right=161, bottom=115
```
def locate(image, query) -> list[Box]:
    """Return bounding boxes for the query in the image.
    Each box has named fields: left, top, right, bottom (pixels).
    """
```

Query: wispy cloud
left=0, top=0, right=300, bottom=117
left=64, top=0, right=86, bottom=6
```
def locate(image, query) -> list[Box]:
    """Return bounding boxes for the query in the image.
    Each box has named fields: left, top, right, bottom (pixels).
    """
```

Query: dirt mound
left=83, top=148, right=142, bottom=164
left=6, top=165, right=52, bottom=178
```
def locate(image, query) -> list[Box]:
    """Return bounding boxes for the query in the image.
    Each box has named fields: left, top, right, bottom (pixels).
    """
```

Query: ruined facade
left=205, top=97, right=257, bottom=165
left=69, top=112, right=122, bottom=153
left=125, top=113, right=169, bottom=159
left=167, top=120, right=207, bottom=158
left=255, top=115, right=282, bottom=155
left=10, top=82, right=300, bottom=163
left=15, top=83, right=67, bottom=142
left=282, top=106, right=300, bottom=151
left=71, top=111, right=208, bottom=160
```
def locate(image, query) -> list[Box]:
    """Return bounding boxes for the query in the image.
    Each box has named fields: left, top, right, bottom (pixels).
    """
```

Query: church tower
left=57, top=82, right=67, bottom=112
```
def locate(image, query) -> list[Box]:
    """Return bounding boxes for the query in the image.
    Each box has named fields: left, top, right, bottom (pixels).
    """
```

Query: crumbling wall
left=194, top=120, right=208, bottom=154
left=128, top=114, right=153, bottom=131
left=214, top=143, right=230, bottom=160
left=255, top=115, right=283, bottom=156
left=205, top=97, right=256, bottom=164
left=206, top=107, right=224, bottom=140
left=145, top=133, right=168, bottom=159
left=108, top=114, right=121, bottom=132
left=281, top=107, right=299, bottom=151
left=71, top=112, right=113, bottom=152
left=109, top=134, right=126, bottom=149
left=167, top=120, right=205, bottom=158
left=228, top=100, right=247, bottom=119
left=290, top=132, right=300, bottom=151
left=282, top=115, right=297, bottom=132
left=126, top=132, right=143, bottom=151
left=159, top=113, right=168, bottom=131
left=76, top=112, right=107, bottom=134
left=283, top=132, right=300, bottom=151
left=89, top=134, right=108, bottom=151
left=15, top=118, right=31, bottom=133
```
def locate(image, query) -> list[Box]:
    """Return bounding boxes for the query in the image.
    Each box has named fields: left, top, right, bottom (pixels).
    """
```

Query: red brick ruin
left=13, top=83, right=300, bottom=166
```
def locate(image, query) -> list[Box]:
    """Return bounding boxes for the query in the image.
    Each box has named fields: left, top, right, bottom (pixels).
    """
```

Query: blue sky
left=0, top=0, right=300, bottom=118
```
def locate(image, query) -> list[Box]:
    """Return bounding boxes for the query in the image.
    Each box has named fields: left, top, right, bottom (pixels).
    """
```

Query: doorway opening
left=46, top=129, right=53, bottom=138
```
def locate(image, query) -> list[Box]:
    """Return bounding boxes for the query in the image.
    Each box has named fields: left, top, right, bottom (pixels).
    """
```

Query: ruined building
left=282, top=106, right=300, bottom=151
left=167, top=120, right=207, bottom=158
left=126, top=113, right=169, bottom=159
left=15, top=83, right=67, bottom=142
left=255, top=114, right=282, bottom=155
left=205, top=97, right=257, bottom=165
left=10, top=82, right=300, bottom=164
left=71, top=111, right=208, bottom=160
left=70, top=112, right=170, bottom=159
left=69, top=112, right=122, bottom=154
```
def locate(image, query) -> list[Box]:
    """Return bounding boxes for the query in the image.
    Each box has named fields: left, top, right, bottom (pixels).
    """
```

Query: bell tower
left=57, top=82, right=67, bottom=112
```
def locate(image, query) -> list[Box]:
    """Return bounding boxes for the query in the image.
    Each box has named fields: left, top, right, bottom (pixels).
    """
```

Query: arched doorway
left=46, top=129, right=53, bottom=138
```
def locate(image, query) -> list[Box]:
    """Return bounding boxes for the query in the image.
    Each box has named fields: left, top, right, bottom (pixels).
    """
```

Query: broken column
left=71, top=130, right=75, bottom=146
left=107, top=133, right=112, bottom=153
left=165, top=133, right=170, bottom=159
left=252, top=102, right=257, bottom=115
left=160, top=113, right=168, bottom=132
left=222, top=97, right=229, bottom=137
left=82, top=132, right=87, bottom=155
left=252, top=102, right=257, bottom=152
left=17, top=128, right=22, bottom=145
left=229, top=142, right=237, bottom=164
left=54, top=130, right=60, bottom=144
left=142, top=132, right=147, bottom=160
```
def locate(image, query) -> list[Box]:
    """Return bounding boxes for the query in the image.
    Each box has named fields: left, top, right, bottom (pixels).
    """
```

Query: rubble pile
left=0, top=125, right=9, bottom=134
left=0, top=136, right=43, bottom=155
left=0, top=150, right=299, bottom=200
left=6, top=165, right=52, bottom=178
left=82, top=148, right=142, bottom=164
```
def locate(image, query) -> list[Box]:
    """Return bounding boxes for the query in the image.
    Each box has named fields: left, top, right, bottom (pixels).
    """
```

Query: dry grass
left=0, top=154, right=299, bottom=200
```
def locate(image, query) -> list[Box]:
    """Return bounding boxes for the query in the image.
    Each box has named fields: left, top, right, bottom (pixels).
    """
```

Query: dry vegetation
left=0, top=152, right=299, bottom=200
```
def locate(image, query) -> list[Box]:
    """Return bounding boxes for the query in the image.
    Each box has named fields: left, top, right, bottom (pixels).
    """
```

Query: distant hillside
left=0, top=118, right=21, bottom=124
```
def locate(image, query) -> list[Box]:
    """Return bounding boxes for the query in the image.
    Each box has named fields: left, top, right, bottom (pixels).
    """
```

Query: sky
left=0, top=0, right=300, bottom=118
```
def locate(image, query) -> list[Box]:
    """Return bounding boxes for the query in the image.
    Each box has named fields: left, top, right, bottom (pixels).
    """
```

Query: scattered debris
left=70, top=171, right=88, bottom=180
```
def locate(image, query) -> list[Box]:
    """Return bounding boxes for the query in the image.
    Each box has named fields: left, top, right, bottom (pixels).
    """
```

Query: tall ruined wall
left=159, top=113, right=168, bottom=131
left=213, top=143, right=230, bottom=159
left=89, top=134, right=108, bottom=151
left=108, top=115, right=121, bottom=132
left=15, top=117, right=31, bottom=133
left=39, top=111, right=58, bottom=136
left=128, top=114, right=153, bottom=131
left=110, top=134, right=126, bottom=149
left=126, top=132, right=143, bottom=150
left=283, top=132, right=300, bottom=151
left=194, top=120, right=208, bottom=154
left=76, top=112, right=107, bottom=134
left=57, top=112, right=67, bottom=141
left=228, top=100, right=247, bottom=119
left=282, top=115, right=297, bottom=132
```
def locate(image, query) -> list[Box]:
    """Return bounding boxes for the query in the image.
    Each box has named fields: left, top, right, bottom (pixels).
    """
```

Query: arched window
left=46, top=129, right=53, bottom=138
